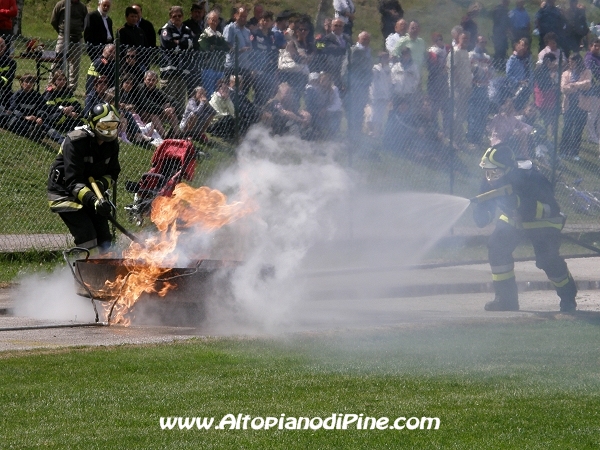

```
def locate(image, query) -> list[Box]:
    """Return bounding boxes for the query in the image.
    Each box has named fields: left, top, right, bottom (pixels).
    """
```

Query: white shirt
left=385, top=32, right=403, bottom=54
left=98, top=7, right=112, bottom=41
left=333, top=0, right=355, bottom=24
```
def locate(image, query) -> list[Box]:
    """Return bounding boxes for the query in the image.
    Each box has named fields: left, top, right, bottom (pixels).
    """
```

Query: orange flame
left=103, top=183, right=256, bottom=325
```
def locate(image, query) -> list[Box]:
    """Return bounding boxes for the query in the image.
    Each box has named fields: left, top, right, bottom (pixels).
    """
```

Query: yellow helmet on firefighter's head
left=87, top=103, right=120, bottom=142
left=480, top=144, right=516, bottom=183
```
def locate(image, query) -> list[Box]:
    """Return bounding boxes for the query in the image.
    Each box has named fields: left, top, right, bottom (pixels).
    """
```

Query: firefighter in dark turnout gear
left=472, top=144, right=577, bottom=312
left=47, top=103, right=121, bottom=252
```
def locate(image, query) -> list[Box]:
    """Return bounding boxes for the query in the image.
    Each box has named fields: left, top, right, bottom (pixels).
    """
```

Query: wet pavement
left=0, top=256, right=599, bottom=351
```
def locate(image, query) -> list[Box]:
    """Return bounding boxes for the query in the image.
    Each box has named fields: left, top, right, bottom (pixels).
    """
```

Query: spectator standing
left=563, top=0, right=588, bottom=56
left=316, top=18, right=348, bottom=90
left=378, top=0, right=403, bottom=41
left=246, top=4, right=263, bottom=32
left=560, top=53, right=591, bottom=160
left=394, top=21, right=426, bottom=76
left=182, top=3, right=208, bottom=96
left=506, top=37, right=532, bottom=111
left=537, top=32, right=566, bottom=66
left=467, top=36, right=492, bottom=146
left=491, top=0, right=511, bottom=70
left=131, top=2, right=157, bottom=70
left=391, top=46, right=420, bottom=99
left=0, top=0, right=17, bottom=42
left=131, top=4, right=156, bottom=48
left=272, top=11, right=291, bottom=50
left=250, top=10, right=278, bottom=107
left=508, top=0, right=531, bottom=47
left=198, top=9, right=229, bottom=97
left=487, top=95, right=532, bottom=157
left=450, top=25, right=463, bottom=48
left=223, top=7, right=253, bottom=76
left=447, top=31, right=472, bottom=146
left=50, top=0, right=88, bottom=90
left=0, top=36, right=16, bottom=110
left=427, top=33, right=450, bottom=136
left=535, top=0, right=566, bottom=53
left=534, top=53, right=559, bottom=133
left=346, top=31, right=373, bottom=136
left=367, top=51, right=392, bottom=137
left=460, top=2, right=481, bottom=51
left=584, top=38, right=600, bottom=143
left=117, top=7, right=146, bottom=50
left=84, top=0, right=114, bottom=60
left=315, top=17, right=333, bottom=41
left=333, top=0, right=355, bottom=38
left=385, top=18, right=406, bottom=55
left=183, top=2, right=206, bottom=37
left=159, top=5, right=199, bottom=115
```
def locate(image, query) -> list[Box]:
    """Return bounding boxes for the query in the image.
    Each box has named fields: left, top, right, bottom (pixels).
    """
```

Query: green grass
left=0, top=250, right=62, bottom=284
left=1, top=320, right=600, bottom=448
left=4, top=0, right=600, bottom=250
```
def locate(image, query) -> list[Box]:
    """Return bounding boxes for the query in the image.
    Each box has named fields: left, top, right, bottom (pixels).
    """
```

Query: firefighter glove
left=94, top=198, right=113, bottom=217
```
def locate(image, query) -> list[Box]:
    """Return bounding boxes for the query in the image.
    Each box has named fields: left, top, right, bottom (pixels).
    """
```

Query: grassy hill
left=19, top=0, right=600, bottom=51
left=3, top=0, right=600, bottom=251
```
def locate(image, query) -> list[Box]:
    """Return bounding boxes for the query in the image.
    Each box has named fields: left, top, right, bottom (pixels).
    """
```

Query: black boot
left=556, top=273, right=577, bottom=312
left=485, top=279, right=519, bottom=311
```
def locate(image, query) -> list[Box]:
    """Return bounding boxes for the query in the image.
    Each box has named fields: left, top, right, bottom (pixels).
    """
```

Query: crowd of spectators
left=0, top=0, right=599, bottom=164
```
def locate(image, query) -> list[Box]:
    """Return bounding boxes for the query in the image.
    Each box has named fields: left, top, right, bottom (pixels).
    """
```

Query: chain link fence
left=0, top=32, right=599, bottom=251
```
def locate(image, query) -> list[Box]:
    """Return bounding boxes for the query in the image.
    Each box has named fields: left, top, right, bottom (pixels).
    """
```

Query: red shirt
left=0, top=0, right=17, bottom=31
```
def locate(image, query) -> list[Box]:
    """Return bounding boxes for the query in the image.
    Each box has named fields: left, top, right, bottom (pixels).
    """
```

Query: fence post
left=113, top=34, right=120, bottom=108
left=346, top=43, right=353, bottom=167
left=63, top=0, right=71, bottom=83
left=449, top=45, right=455, bottom=195
left=551, top=50, right=563, bottom=187
left=233, top=36, right=240, bottom=144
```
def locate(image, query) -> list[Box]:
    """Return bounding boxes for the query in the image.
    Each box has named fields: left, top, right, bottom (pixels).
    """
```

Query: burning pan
left=73, top=258, right=240, bottom=304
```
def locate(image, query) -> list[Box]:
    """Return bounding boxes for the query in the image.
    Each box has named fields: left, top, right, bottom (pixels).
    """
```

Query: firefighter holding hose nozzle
left=47, top=103, right=121, bottom=253
left=471, top=143, right=577, bottom=312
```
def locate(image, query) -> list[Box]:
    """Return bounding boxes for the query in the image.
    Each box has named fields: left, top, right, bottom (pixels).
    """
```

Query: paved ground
left=0, top=256, right=599, bottom=352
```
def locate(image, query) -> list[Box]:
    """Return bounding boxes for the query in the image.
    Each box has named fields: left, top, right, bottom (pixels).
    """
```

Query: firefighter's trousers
left=487, top=220, right=577, bottom=303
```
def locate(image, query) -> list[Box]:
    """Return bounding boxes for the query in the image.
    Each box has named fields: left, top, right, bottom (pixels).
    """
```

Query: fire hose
left=88, top=177, right=144, bottom=246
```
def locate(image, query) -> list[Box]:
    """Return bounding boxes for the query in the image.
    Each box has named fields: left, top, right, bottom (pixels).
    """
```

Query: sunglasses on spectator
left=171, top=14, right=183, bottom=18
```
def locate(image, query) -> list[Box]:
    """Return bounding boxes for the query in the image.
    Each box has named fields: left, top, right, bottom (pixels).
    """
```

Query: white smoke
left=13, top=267, right=98, bottom=322
left=204, top=127, right=352, bottom=332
